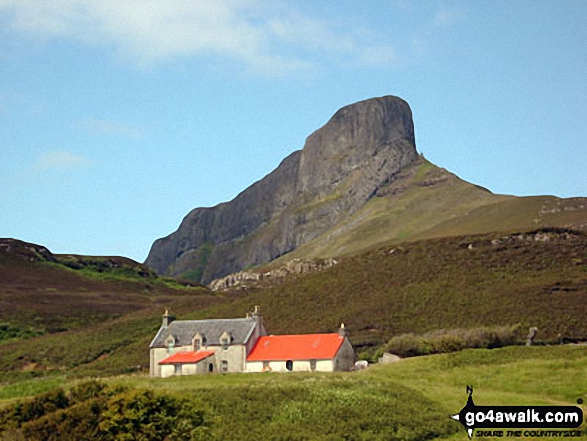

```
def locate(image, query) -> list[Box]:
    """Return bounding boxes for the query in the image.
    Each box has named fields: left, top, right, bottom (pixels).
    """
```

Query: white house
left=149, top=308, right=356, bottom=377
left=149, top=307, right=266, bottom=378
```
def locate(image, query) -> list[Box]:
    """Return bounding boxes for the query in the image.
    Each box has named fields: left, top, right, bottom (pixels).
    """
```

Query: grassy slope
left=273, top=159, right=587, bottom=263
left=414, top=195, right=587, bottom=242
left=1, top=345, right=585, bottom=440
left=207, top=229, right=587, bottom=355
left=0, top=239, right=234, bottom=382
left=0, top=230, right=585, bottom=383
left=130, top=345, right=587, bottom=439
left=0, top=291, right=239, bottom=383
left=0, top=239, right=214, bottom=335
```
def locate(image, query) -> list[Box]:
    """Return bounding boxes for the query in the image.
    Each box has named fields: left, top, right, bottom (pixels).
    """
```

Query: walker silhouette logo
left=451, top=386, right=583, bottom=438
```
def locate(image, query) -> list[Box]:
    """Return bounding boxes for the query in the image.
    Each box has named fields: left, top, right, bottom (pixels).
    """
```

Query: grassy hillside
left=0, top=229, right=584, bottom=384
left=208, top=228, right=587, bottom=356
left=275, top=158, right=587, bottom=262
left=0, top=239, right=234, bottom=383
left=1, top=345, right=584, bottom=440
left=0, top=239, right=215, bottom=337
left=414, top=195, right=587, bottom=242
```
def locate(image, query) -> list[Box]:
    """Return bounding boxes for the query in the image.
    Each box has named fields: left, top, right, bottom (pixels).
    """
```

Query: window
left=221, top=360, right=228, bottom=373
left=220, top=332, right=231, bottom=350
left=285, top=360, right=293, bottom=371
left=193, top=333, right=205, bottom=351
left=310, top=359, right=317, bottom=372
left=165, top=335, right=175, bottom=353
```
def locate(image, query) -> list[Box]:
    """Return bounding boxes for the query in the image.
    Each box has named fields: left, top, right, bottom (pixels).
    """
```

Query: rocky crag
left=208, top=258, right=338, bottom=291
left=145, top=96, right=418, bottom=283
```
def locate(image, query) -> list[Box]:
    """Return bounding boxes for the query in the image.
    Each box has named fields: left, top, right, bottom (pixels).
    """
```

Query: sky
left=1, top=0, right=586, bottom=262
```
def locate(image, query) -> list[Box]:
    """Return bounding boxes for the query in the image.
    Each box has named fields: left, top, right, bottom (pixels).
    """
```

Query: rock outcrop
left=145, top=96, right=418, bottom=283
left=208, top=258, right=338, bottom=291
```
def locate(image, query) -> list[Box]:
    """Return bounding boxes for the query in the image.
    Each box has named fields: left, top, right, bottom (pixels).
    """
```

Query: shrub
left=384, top=333, right=432, bottom=358
left=1, top=383, right=205, bottom=441
left=21, top=397, right=106, bottom=441
left=0, top=323, right=43, bottom=343
left=9, top=388, right=69, bottom=425
left=69, top=380, right=107, bottom=404
left=98, top=390, right=204, bottom=441
left=428, top=333, right=466, bottom=353
left=384, top=325, right=522, bottom=358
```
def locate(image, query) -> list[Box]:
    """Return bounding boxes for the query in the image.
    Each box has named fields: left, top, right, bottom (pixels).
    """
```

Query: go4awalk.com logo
left=452, top=386, right=584, bottom=438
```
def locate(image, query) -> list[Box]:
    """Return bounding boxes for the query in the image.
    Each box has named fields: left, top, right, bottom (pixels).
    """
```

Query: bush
left=428, top=333, right=466, bottom=353
left=9, top=388, right=69, bottom=425
left=384, top=333, right=432, bottom=358
left=0, top=323, right=43, bottom=343
left=98, top=390, right=204, bottom=441
left=384, top=325, right=522, bottom=358
left=69, top=380, right=107, bottom=404
left=1, top=383, right=205, bottom=441
left=21, top=397, right=106, bottom=441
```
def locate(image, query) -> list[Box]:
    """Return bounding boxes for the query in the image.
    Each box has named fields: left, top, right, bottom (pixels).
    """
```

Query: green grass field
left=1, top=345, right=585, bottom=440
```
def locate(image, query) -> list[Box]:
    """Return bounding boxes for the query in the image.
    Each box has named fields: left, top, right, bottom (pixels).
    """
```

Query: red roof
left=159, top=350, right=214, bottom=365
left=246, top=334, right=344, bottom=361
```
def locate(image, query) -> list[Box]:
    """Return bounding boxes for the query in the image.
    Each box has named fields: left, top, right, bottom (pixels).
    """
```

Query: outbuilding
left=245, top=325, right=356, bottom=373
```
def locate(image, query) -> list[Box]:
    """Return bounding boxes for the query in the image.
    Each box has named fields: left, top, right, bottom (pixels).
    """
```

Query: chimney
left=338, top=323, right=348, bottom=338
left=251, top=305, right=263, bottom=329
left=162, top=309, right=175, bottom=327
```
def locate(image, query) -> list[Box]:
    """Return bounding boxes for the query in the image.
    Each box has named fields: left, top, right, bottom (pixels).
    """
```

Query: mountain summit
left=145, top=96, right=419, bottom=283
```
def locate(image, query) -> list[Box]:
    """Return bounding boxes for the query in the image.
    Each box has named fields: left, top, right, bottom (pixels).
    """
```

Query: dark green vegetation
left=0, top=238, right=233, bottom=383
left=1, top=228, right=585, bottom=384
left=381, top=324, right=521, bottom=358
left=0, top=381, right=205, bottom=440
left=207, top=228, right=587, bottom=358
left=0, top=379, right=451, bottom=441
left=0, top=238, right=216, bottom=335
left=0, top=323, right=42, bottom=344
left=1, top=345, right=585, bottom=440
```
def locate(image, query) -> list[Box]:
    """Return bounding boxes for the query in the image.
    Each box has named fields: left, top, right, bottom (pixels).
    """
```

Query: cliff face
left=145, top=96, right=418, bottom=283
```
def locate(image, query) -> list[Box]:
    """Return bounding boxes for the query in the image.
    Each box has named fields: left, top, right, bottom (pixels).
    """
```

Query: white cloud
left=0, top=0, right=398, bottom=75
left=33, top=150, right=91, bottom=171
left=80, top=118, right=146, bottom=139
left=267, top=14, right=398, bottom=67
left=356, top=44, right=398, bottom=67
left=433, top=6, right=465, bottom=27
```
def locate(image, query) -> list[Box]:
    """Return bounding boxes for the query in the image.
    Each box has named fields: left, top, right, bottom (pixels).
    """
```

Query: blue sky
left=1, top=0, right=586, bottom=262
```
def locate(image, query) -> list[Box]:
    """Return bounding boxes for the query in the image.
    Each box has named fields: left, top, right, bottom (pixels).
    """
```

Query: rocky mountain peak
left=145, top=96, right=418, bottom=283
left=298, top=96, right=414, bottom=198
